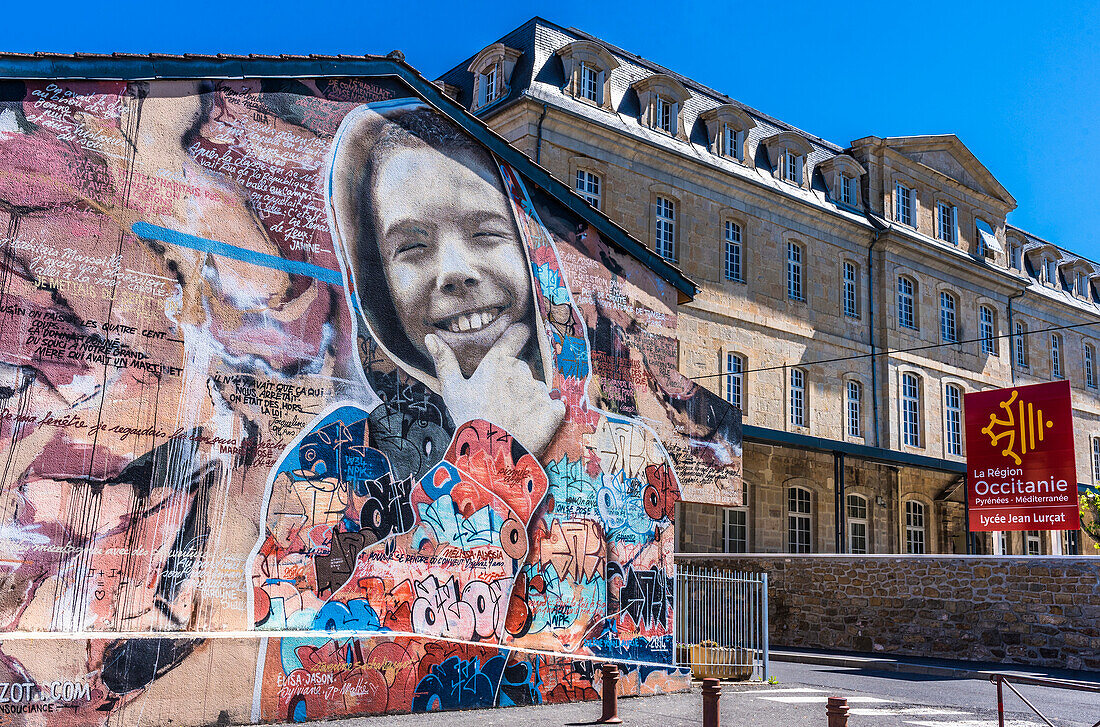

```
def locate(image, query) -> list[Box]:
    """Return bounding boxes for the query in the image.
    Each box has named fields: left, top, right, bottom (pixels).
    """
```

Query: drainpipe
left=868, top=229, right=882, bottom=448
left=535, top=102, right=548, bottom=165
left=1006, top=287, right=1026, bottom=384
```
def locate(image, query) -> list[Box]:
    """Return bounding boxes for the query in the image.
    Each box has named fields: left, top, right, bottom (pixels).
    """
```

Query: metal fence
left=674, top=564, right=769, bottom=681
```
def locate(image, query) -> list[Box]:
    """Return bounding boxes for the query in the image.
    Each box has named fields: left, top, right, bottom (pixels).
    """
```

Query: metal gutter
left=742, top=424, right=966, bottom=475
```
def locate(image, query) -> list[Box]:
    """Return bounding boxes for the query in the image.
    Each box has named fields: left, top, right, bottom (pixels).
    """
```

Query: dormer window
left=762, top=132, right=813, bottom=189
left=818, top=154, right=866, bottom=209
left=467, top=43, right=522, bottom=112
left=1045, top=258, right=1057, bottom=284
left=579, top=62, right=600, bottom=102
left=699, top=105, right=756, bottom=164
left=723, top=124, right=741, bottom=159
left=1078, top=272, right=1089, bottom=296
left=481, top=65, right=498, bottom=105
left=1010, top=245, right=1022, bottom=270
left=656, top=96, right=675, bottom=134
left=632, top=74, right=691, bottom=140
left=556, top=40, right=619, bottom=110
left=782, top=150, right=799, bottom=183
left=839, top=175, right=853, bottom=205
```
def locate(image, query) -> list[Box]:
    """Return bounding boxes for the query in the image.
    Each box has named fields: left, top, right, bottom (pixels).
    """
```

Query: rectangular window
left=847, top=495, right=868, bottom=554
left=1025, top=531, right=1041, bottom=556
left=1045, top=258, right=1057, bottom=285
left=725, top=352, right=743, bottom=410
left=1092, top=438, right=1100, bottom=482
left=1010, top=246, right=1021, bottom=270
left=575, top=170, right=601, bottom=209
left=655, top=196, right=676, bottom=261
left=723, top=508, right=748, bottom=553
left=945, top=385, right=963, bottom=457
left=905, top=501, right=926, bottom=554
left=723, top=124, right=740, bottom=160
left=789, top=368, right=806, bottom=428
left=897, top=277, right=916, bottom=330
left=579, top=62, right=600, bottom=103
left=1052, top=334, right=1063, bottom=378
left=724, top=221, right=743, bottom=282
left=656, top=96, right=675, bottom=134
left=895, top=184, right=913, bottom=226
left=839, top=175, right=853, bottom=205
left=979, top=306, right=996, bottom=355
left=843, top=261, right=859, bottom=318
left=1015, top=321, right=1029, bottom=368
left=1087, top=345, right=1096, bottom=389
left=787, top=242, right=804, bottom=301
left=937, top=203, right=957, bottom=244
left=940, top=292, right=957, bottom=343
left=1063, top=530, right=1079, bottom=556
left=480, top=64, right=498, bottom=106
left=787, top=488, right=812, bottom=553
left=901, top=373, right=921, bottom=447
left=783, top=151, right=799, bottom=183
left=846, top=380, right=862, bottom=438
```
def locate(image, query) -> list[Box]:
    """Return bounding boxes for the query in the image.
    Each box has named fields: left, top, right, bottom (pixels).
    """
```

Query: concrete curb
left=770, top=650, right=1100, bottom=684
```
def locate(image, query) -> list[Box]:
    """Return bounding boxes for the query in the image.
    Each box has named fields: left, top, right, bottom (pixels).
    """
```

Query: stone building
left=440, top=17, right=1099, bottom=556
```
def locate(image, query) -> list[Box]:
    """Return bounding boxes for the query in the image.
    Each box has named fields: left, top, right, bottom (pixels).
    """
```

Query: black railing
left=990, top=673, right=1100, bottom=727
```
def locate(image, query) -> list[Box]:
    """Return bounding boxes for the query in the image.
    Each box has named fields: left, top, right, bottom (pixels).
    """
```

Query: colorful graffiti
left=0, top=77, right=737, bottom=724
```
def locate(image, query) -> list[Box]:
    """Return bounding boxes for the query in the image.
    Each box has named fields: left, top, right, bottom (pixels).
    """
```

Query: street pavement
left=271, top=659, right=1100, bottom=727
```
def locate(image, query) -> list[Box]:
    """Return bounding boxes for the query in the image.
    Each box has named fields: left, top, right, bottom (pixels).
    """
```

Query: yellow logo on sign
left=981, top=390, right=1054, bottom=465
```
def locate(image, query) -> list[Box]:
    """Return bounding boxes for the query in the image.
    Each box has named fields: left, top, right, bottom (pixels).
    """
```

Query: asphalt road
left=271, top=660, right=1100, bottom=727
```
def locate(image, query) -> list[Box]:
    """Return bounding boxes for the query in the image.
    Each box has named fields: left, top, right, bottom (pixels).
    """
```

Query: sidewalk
left=772, top=647, right=1100, bottom=684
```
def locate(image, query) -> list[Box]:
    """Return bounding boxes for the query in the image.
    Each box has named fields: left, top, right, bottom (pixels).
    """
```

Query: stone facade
left=682, top=554, right=1100, bottom=670
left=441, top=18, right=1100, bottom=556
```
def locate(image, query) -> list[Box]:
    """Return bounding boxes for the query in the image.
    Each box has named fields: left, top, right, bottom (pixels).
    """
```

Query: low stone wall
left=678, top=554, right=1100, bottom=671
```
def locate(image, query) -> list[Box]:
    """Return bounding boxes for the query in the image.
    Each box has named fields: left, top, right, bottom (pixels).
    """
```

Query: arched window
left=789, top=367, right=807, bottom=428
left=897, top=276, right=917, bottom=330
left=904, top=500, right=926, bottom=554
left=724, top=221, right=743, bottom=282
left=939, top=292, right=958, bottom=343
left=979, top=305, right=997, bottom=355
left=787, top=486, right=812, bottom=553
left=725, top=352, right=745, bottom=411
left=944, top=384, right=963, bottom=456
left=846, top=494, right=868, bottom=554
left=846, top=380, right=862, bottom=438
left=901, top=372, right=922, bottom=447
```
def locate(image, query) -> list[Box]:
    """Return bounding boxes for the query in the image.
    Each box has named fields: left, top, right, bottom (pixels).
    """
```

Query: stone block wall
left=681, top=554, right=1100, bottom=670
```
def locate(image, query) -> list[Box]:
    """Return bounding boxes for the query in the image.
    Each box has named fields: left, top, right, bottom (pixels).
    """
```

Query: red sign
left=964, top=380, right=1080, bottom=532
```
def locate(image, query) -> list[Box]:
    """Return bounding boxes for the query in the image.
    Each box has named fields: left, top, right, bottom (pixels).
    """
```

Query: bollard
left=826, top=696, right=849, bottom=727
left=701, top=677, right=721, bottom=727
left=597, top=663, right=623, bottom=724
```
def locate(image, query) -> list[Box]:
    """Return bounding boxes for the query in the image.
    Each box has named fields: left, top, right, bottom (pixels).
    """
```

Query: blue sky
left=3, top=0, right=1098, bottom=258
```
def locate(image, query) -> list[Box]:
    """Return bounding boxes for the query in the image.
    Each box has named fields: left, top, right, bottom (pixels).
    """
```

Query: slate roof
left=437, top=17, right=1100, bottom=317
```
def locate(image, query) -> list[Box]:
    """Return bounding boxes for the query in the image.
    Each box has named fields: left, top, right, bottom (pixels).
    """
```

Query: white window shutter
left=597, top=71, right=605, bottom=105
left=952, top=206, right=959, bottom=244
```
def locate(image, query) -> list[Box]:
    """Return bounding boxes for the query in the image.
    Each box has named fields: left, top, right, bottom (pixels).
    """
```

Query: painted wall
left=0, top=77, right=740, bottom=724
